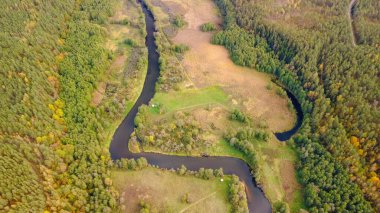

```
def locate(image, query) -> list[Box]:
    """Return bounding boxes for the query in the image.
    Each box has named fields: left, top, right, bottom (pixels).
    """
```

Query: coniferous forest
left=213, top=0, right=379, bottom=211
left=0, top=0, right=117, bottom=211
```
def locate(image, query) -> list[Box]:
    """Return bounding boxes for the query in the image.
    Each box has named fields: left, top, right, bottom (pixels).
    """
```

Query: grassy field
left=252, top=139, right=304, bottom=211
left=151, top=86, right=229, bottom=113
left=111, top=168, right=232, bottom=212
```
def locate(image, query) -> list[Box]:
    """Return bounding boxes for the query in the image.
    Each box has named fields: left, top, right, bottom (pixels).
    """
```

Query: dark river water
left=110, top=1, right=303, bottom=212
left=274, top=89, right=304, bottom=141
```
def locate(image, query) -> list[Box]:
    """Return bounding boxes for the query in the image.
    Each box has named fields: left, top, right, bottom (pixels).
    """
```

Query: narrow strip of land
left=349, top=0, right=358, bottom=46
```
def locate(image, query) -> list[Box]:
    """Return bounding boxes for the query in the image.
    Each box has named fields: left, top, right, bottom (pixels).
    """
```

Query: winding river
left=110, top=1, right=303, bottom=212
left=274, top=89, right=304, bottom=141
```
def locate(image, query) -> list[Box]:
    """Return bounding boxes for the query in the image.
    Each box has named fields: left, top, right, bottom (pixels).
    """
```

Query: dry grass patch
left=192, top=106, right=231, bottom=133
left=112, top=168, right=231, bottom=213
left=280, top=160, right=299, bottom=203
left=168, top=0, right=295, bottom=132
left=251, top=138, right=303, bottom=211
left=91, top=82, right=106, bottom=106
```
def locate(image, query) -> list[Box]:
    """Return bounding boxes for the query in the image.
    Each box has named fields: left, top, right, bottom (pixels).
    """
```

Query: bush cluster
left=229, top=175, right=249, bottom=213
left=136, top=109, right=212, bottom=153
left=201, top=22, right=217, bottom=32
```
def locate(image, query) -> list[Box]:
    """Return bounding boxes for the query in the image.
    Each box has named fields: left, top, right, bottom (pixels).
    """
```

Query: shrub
left=266, top=83, right=273, bottom=90
left=139, top=200, right=151, bottom=213
left=201, top=22, right=217, bottom=32
left=172, top=44, right=190, bottom=53
left=181, top=193, right=191, bottom=204
left=229, top=175, right=248, bottom=213
left=273, top=201, right=288, bottom=213
left=275, top=88, right=287, bottom=98
left=124, top=38, right=137, bottom=47
left=230, top=109, right=249, bottom=123
left=173, top=16, right=186, bottom=28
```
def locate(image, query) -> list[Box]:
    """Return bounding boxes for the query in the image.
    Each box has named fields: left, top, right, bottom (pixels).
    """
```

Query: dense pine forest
left=213, top=0, right=379, bottom=211
left=0, top=0, right=119, bottom=211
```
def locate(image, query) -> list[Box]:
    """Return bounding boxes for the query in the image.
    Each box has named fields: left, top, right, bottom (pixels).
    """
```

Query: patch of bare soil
left=120, top=184, right=156, bottom=213
left=168, top=0, right=295, bottom=132
left=280, top=160, right=300, bottom=203
left=91, top=82, right=106, bottom=106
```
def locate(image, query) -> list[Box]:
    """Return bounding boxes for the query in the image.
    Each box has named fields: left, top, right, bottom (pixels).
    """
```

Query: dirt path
left=349, top=0, right=358, bottom=46
left=166, top=0, right=295, bottom=132
left=179, top=192, right=217, bottom=213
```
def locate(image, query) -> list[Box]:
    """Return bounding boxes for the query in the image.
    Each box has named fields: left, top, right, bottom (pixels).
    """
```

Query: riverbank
left=137, top=0, right=303, bottom=210
left=94, top=0, right=148, bottom=149
left=109, top=0, right=272, bottom=211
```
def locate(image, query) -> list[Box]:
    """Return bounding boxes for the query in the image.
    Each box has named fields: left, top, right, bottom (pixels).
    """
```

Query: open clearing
left=167, top=0, right=295, bottom=132
left=144, top=0, right=304, bottom=210
left=151, top=86, right=229, bottom=112
left=112, top=168, right=231, bottom=212
left=252, top=139, right=304, bottom=211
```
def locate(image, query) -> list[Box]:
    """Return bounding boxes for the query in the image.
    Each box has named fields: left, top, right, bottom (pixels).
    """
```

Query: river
left=109, top=1, right=303, bottom=212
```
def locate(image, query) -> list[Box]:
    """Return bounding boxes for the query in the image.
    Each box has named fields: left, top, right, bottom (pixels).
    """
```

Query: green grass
left=250, top=139, right=304, bottom=212
left=151, top=86, right=229, bottom=113
left=144, top=139, right=245, bottom=159
left=111, top=167, right=232, bottom=212
left=290, top=188, right=306, bottom=212
left=209, top=140, right=246, bottom=159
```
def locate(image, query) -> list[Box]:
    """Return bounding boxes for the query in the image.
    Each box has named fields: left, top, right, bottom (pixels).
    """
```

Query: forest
left=352, top=0, right=380, bottom=45
left=213, top=0, right=379, bottom=211
left=0, top=0, right=119, bottom=211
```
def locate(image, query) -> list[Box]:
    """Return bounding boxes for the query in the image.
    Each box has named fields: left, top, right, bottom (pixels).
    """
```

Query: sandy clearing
left=166, top=0, right=295, bottom=132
